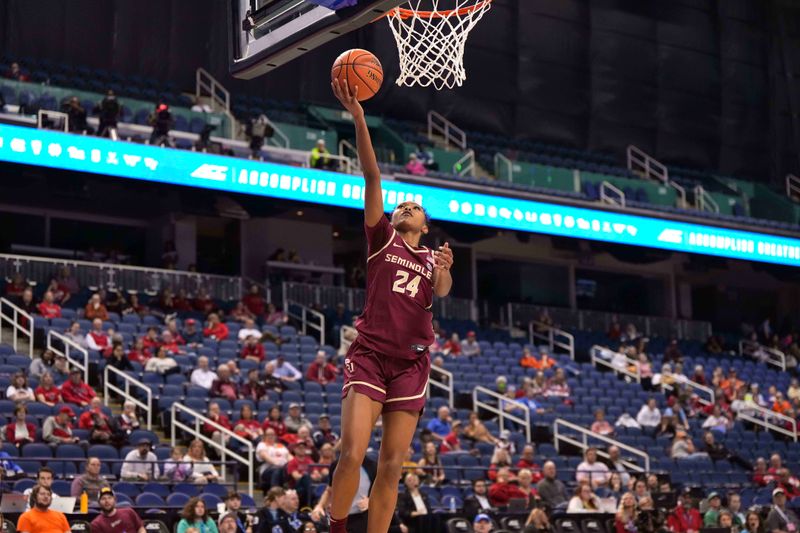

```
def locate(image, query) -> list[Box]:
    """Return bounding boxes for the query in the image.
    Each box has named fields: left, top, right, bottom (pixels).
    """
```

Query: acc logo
left=345, top=358, right=355, bottom=373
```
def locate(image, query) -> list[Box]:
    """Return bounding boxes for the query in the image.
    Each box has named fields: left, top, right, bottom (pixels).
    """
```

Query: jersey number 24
left=392, top=270, right=421, bottom=297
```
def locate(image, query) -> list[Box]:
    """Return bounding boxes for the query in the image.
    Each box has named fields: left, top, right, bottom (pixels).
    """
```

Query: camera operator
left=148, top=103, right=175, bottom=147
left=246, top=114, right=274, bottom=159
left=64, top=97, right=94, bottom=134
left=95, top=90, right=121, bottom=140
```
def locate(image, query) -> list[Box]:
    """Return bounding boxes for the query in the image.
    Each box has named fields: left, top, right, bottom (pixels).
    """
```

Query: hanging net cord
left=387, top=0, right=492, bottom=90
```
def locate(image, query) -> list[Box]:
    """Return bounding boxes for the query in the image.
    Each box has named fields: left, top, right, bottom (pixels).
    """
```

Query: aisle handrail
left=171, top=402, right=255, bottom=494
left=0, top=297, right=34, bottom=357
left=103, top=366, right=153, bottom=430
left=428, top=110, right=466, bottom=150
left=529, top=321, right=575, bottom=360
left=472, top=386, right=531, bottom=442
left=554, top=418, right=650, bottom=472
left=46, top=329, right=88, bottom=382
left=428, top=366, right=454, bottom=408
left=739, top=339, right=787, bottom=371
left=736, top=402, right=797, bottom=442
left=660, top=372, right=715, bottom=406
left=589, top=345, right=641, bottom=383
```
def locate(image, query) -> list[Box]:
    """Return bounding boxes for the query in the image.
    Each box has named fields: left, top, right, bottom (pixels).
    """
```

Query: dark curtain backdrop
left=2, top=0, right=799, bottom=183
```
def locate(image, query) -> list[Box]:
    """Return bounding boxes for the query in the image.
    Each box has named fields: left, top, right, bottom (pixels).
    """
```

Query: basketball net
left=386, top=0, right=492, bottom=90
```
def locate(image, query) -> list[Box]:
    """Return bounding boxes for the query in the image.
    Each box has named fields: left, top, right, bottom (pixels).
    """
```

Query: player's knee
left=337, top=446, right=367, bottom=471
left=377, top=454, right=405, bottom=480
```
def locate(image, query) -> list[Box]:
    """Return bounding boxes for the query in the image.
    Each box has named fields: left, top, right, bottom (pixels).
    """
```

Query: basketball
left=331, top=49, right=383, bottom=101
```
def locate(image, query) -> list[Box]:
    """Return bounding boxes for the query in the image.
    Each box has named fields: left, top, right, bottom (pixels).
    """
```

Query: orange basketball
left=331, top=49, right=383, bottom=101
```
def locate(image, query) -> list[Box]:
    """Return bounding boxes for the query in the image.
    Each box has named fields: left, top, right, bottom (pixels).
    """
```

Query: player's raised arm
left=332, top=79, right=383, bottom=227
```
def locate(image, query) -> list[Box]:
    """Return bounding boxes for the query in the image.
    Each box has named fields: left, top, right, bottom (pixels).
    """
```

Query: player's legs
left=367, top=409, right=420, bottom=533
left=330, top=389, right=383, bottom=522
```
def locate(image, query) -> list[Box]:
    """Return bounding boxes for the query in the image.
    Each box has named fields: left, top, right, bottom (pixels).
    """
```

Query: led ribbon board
left=1, top=123, right=799, bottom=267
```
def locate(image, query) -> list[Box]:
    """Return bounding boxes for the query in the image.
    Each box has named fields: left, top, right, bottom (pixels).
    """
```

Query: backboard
left=228, top=0, right=405, bottom=79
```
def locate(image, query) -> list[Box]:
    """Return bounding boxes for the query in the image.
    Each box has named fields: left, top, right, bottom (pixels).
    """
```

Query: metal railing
left=554, top=418, right=650, bottom=472
left=529, top=321, right=575, bottom=360
left=37, top=109, right=68, bottom=132
left=0, top=254, right=242, bottom=301
left=660, top=372, right=714, bottom=406
left=47, top=329, right=88, bottom=382
left=600, top=181, right=626, bottom=207
left=339, top=325, right=357, bottom=356
left=195, top=68, right=234, bottom=138
left=428, top=365, right=454, bottom=408
left=508, top=303, right=712, bottom=343
left=627, top=145, right=669, bottom=184
left=284, top=299, right=326, bottom=346
left=694, top=185, right=719, bottom=213
left=787, top=174, right=800, bottom=200
left=338, top=139, right=360, bottom=174
left=263, top=118, right=290, bottom=149
left=171, top=402, right=256, bottom=494
left=494, top=152, right=514, bottom=183
left=427, top=110, right=466, bottom=150
left=589, top=345, right=641, bottom=383
left=453, top=149, right=475, bottom=178
left=739, top=339, right=787, bottom=371
left=103, top=366, right=153, bottom=430
left=0, top=297, right=34, bottom=357
left=736, top=402, right=797, bottom=442
left=472, top=386, right=531, bottom=442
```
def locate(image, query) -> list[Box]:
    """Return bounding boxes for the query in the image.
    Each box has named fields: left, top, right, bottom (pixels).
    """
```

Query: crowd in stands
left=3, top=271, right=800, bottom=532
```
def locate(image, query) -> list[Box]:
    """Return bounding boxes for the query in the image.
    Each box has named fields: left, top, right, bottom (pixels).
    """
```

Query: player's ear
left=421, top=223, right=429, bottom=235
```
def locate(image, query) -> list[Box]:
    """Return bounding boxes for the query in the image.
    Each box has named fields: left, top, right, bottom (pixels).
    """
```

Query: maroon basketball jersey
left=355, top=215, right=435, bottom=359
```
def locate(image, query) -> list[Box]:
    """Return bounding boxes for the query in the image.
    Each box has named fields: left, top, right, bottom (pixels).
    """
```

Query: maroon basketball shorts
left=342, top=339, right=430, bottom=413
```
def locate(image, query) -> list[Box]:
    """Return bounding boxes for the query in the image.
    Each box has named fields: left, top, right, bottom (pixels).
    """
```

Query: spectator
left=6, top=373, right=35, bottom=403
left=211, top=365, right=240, bottom=401
left=463, top=478, right=494, bottom=517
left=236, top=334, right=264, bottom=363
left=71, top=457, right=110, bottom=499
left=160, top=331, right=183, bottom=355
left=590, top=409, right=614, bottom=436
left=238, top=318, right=261, bottom=341
left=523, top=508, right=552, bottom=533
left=517, top=444, right=541, bottom=477
left=606, top=446, right=631, bottom=486
left=3, top=62, right=28, bottom=81
left=115, top=400, right=141, bottom=442
left=416, top=441, right=445, bottom=486
left=240, top=368, right=268, bottom=401
left=106, top=343, right=134, bottom=388
left=518, top=469, right=540, bottom=503
left=775, top=468, right=800, bottom=500
left=43, top=406, right=79, bottom=446
left=443, top=333, right=462, bottom=356
left=204, top=313, right=230, bottom=341
left=743, top=510, right=764, bottom=533
left=567, top=483, right=600, bottom=513
left=265, top=303, right=289, bottom=327
left=702, top=432, right=751, bottom=470
left=125, top=337, right=149, bottom=365
left=728, top=492, right=746, bottom=529
left=37, top=290, right=62, bottom=318
left=91, top=487, right=145, bottom=533
left=21, top=467, right=59, bottom=510
left=310, top=139, right=333, bottom=170
left=397, top=472, right=432, bottom=526
left=218, top=492, right=251, bottom=531
left=246, top=114, right=274, bottom=158
left=664, top=339, right=683, bottom=363
left=529, top=372, right=549, bottom=396
left=29, top=349, right=56, bottom=380
left=63, top=97, right=93, bottom=134
left=184, top=439, right=220, bottom=484
left=404, top=153, right=427, bottom=176
left=230, top=301, right=256, bottom=323
left=691, top=365, right=707, bottom=386
left=425, top=406, right=452, bottom=441
left=488, top=445, right=514, bottom=481
left=576, top=447, right=611, bottom=489
left=284, top=440, right=315, bottom=505
left=4, top=273, right=27, bottom=297
left=636, top=398, right=661, bottom=431
left=148, top=103, right=175, bottom=147
left=766, top=488, right=800, bottom=533
left=120, top=438, right=159, bottom=481
left=703, top=492, right=723, bottom=526
left=537, top=461, right=569, bottom=509
left=615, top=492, right=638, bottom=533
left=162, top=446, right=192, bottom=482
left=191, top=356, right=217, bottom=390
left=204, top=402, right=233, bottom=447
left=177, top=497, right=219, bottom=533
left=17, top=485, right=70, bottom=533
left=234, top=404, right=263, bottom=442
left=94, top=90, right=121, bottom=139
left=544, top=368, right=570, bottom=398
left=5, top=405, right=35, bottom=447
left=463, top=411, right=498, bottom=445
left=256, top=428, right=291, bottom=488
left=62, top=321, right=88, bottom=349
left=182, top=318, right=204, bottom=349
left=243, top=285, right=267, bottom=318
left=84, top=293, right=109, bottom=321
left=145, top=346, right=179, bottom=375
left=488, top=465, right=527, bottom=506
left=60, top=369, right=96, bottom=406
left=312, top=414, right=339, bottom=449
left=438, top=419, right=465, bottom=454
left=34, top=372, right=62, bottom=406
left=671, top=430, right=708, bottom=460
left=85, top=318, right=111, bottom=354
left=284, top=403, right=312, bottom=434
left=667, top=490, right=702, bottom=533
left=270, top=356, right=302, bottom=383
left=633, top=479, right=650, bottom=502
left=263, top=406, right=287, bottom=437
left=79, top=397, right=115, bottom=445
left=305, top=350, right=337, bottom=384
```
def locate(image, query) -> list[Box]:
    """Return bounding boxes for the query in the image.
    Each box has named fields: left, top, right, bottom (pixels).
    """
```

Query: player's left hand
left=434, top=242, right=453, bottom=271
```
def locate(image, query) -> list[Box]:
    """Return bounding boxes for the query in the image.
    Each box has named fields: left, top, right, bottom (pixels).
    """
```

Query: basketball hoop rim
left=387, top=0, right=491, bottom=20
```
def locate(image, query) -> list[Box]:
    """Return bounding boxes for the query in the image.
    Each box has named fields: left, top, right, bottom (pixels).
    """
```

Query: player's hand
left=332, top=79, right=364, bottom=120
left=434, top=242, right=453, bottom=271
left=356, top=496, right=369, bottom=511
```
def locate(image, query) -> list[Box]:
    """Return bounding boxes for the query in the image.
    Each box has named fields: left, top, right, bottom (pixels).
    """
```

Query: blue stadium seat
left=166, top=493, right=191, bottom=506
left=136, top=492, right=166, bottom=507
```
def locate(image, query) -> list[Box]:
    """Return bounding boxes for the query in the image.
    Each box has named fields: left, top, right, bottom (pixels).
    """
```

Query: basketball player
left=328, top=78, right=454, bottom=533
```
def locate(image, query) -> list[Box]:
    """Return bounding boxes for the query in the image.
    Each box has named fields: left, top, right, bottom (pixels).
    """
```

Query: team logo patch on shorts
left=345, top=358, right=355, bottom=373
